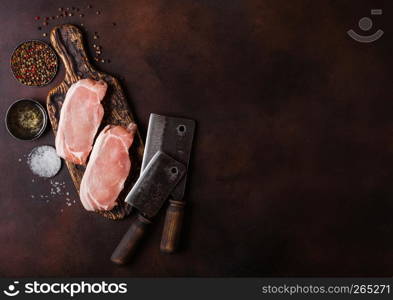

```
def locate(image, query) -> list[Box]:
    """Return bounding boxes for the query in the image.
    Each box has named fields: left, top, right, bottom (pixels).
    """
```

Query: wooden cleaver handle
left=111, top=214, right=151, bottom=265
left=160, top=200, right=185, bottom=253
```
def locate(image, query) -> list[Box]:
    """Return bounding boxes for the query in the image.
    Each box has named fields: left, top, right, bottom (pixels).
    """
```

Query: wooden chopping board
left=46, top=24, right=144, bottom=220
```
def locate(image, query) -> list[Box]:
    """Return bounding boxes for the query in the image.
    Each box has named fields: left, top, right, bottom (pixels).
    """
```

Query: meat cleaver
left=111, top=151, right=186, bottom=265
left=142, top=113, right=196, bottom=253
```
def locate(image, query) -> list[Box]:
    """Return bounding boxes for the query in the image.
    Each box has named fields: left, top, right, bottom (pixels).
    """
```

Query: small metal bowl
left=5, top=99, right=48, bottom=141
left=10, top=40, right=58, bottom=87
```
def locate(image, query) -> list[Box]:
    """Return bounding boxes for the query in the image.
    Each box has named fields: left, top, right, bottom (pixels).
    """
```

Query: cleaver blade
left=141, top=113, right=196, bottom=201
left=126, top=151, right=186, bottom=219
left=141, top=113, right=196, bottom=253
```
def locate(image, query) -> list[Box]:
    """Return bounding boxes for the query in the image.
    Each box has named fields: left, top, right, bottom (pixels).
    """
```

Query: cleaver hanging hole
left=177, top=125, right=186, bottom=136
left=171, top=167, right=179, bottom=175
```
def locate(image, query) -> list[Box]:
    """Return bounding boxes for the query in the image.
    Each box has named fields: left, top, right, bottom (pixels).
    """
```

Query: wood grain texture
left=46, top=24, right=144, bottom=220
left=160, top=200, right=186, bottom=253
left=111, top=214, right=152, bottom=265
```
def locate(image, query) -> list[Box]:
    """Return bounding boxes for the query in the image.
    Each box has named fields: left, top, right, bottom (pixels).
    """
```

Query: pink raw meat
left=79, top=123, right=137, bottom=211
left=55, top=78, right=107, bottom=165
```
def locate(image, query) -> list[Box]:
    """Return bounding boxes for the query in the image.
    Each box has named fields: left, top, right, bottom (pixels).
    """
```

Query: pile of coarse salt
left=25, top=145, right=76, bottom=213
left=27, top=145, right=61, bottom=178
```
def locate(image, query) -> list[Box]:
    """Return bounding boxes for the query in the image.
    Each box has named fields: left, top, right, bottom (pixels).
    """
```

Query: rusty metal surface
left=1, top=0, right=393, bottom=276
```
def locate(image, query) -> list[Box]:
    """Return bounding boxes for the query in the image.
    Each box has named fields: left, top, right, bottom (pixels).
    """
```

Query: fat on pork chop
left=55, top=78, right=107, bottom=165
left=79, top=123, right=137, bottom=211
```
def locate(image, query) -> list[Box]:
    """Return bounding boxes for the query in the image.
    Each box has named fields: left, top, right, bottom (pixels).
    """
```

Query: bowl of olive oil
left=5, top=99, right=48, bottom=140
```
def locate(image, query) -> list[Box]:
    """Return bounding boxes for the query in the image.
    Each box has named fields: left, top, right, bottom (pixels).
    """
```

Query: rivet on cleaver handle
left=111, top=151, right=186, bottom=265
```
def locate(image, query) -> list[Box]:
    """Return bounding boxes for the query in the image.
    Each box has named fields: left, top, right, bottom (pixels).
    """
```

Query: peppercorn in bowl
left=10, top=40, right=58, bottom=87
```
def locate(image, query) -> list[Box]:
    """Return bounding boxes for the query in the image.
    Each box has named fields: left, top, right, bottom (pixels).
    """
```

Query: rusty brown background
left=0, top=0, right=393, bottom=277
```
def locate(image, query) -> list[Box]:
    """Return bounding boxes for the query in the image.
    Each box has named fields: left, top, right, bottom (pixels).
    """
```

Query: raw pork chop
left=55, top=78, right=107, bottom=165
left=79, top=123, right=137, bottom=211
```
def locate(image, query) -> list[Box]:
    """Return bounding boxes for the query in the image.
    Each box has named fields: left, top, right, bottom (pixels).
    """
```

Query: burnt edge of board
left=46, top=24, right=144, bottom=220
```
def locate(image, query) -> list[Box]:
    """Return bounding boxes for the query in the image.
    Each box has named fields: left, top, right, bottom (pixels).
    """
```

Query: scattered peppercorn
left=43, top=33, right=47, bottom=37
left=96, top=10, right=101, bottom=15
left=11, top=41, right=57, bottom=86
